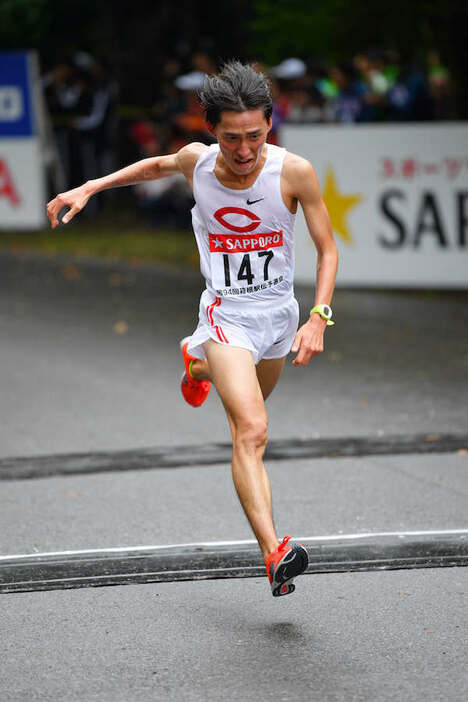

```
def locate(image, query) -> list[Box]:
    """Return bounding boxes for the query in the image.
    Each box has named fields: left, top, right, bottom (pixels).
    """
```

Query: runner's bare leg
left=216, top=356, right=285, bottom=545
left=192, top=354, right=285, bottom=523
left=255, top=357, right=286, bottom=400
left=190, top=354, right=285, bottom=399
left=202, top=340, right=286, bottom=563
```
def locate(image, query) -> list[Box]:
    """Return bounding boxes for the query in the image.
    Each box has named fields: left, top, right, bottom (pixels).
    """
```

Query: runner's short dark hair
left=199, top=61, right=273, bottom=126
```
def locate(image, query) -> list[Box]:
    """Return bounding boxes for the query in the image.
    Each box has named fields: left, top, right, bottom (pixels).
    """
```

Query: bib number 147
left=222, top=250, right=274, bottom=286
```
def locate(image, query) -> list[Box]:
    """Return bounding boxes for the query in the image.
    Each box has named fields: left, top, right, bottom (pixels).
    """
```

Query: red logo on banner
left=214, top=207, right=261, bottom=233
left=209, top=231, right=283, bottom=253
left=0, top=160, right=20, bottom=206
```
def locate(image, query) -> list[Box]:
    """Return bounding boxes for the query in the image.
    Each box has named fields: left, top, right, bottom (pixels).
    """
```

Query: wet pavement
left=1, top=251, right=467, bottom=701
left=2, top=569, right=468, bottom=702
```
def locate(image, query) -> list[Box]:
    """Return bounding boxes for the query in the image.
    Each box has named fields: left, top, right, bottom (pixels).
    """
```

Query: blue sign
left=0, top=52, right=35, bottom=137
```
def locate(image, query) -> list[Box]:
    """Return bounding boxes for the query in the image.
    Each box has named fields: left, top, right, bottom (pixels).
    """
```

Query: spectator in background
left=71, top=53, right=119, bottom=184
left=42, top=57, right=82, bottom=190
left=269, top=58, right=333, bottom=137
left=42, top=52, right=119, bottom=211
left=355, top=51, right=389, bottom=97
left=354, top=50, right=389, bottom=121
left=271, top=58, right=307, bottom=118
left=173, top=69, right=208, bottom=140
left=385, top=52, right=433, bottom=121
left=268, top=58, right=306, bottom=141
left=329, top=62, right=370, bottom=123
left=315, top=66, right=339, bottom=102
left=427, top=50, right=453, bottom=120
left=302, top=61, right=335, bottom=123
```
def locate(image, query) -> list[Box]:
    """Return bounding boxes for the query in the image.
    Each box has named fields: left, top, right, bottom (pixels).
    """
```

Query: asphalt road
left=1, top=251, right=467, bottom=701
left=1, top=252, right=467, bottom=458
left=3, top=569, right=468, bottom=702
left=1, top=454, right=467, bottom=556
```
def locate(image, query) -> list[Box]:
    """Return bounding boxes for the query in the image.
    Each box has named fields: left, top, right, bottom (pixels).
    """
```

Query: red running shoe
left=266, top=535, right=309, bottom=597
left=180, top=337, right=211, bottom=408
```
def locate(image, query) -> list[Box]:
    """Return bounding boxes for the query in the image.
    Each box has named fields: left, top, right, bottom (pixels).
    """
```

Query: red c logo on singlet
left=214, top=207, right=261, bottom=233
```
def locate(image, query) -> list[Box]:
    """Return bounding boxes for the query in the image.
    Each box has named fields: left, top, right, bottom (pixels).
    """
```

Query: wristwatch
left=309, top=304, right=335, bottom=326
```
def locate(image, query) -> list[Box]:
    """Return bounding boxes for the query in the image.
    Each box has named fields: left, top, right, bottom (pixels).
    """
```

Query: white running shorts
left=186, top=290, right=299, bottom=364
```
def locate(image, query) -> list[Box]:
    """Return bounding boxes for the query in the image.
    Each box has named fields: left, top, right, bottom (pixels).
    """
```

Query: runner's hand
left=291, top=315, right=327, bottom=366
left=46, top=184, right=91, bottom=228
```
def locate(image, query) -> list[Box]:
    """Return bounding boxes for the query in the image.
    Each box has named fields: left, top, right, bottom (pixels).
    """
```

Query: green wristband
left=310, top=304, right=335, bottom=326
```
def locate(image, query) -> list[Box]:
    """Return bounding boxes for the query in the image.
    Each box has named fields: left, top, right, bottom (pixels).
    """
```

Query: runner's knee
left=233, top=417, right=268, bottom=451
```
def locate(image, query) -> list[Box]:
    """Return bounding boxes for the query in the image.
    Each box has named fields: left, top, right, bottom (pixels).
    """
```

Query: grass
left=0, top=213, right=199, bottom=268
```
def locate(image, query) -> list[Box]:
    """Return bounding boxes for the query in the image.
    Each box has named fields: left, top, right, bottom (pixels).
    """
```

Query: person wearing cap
left=46, top=61, right=338, bottom=598
left=174, top=71, right=207, bottom=138
left=270, top=57, right=328, bottom=129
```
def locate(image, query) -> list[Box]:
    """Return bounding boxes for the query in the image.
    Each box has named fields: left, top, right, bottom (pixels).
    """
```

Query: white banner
left=282, top=124, right=468, bottom=288
left=0, top=140, right=45, bottom=228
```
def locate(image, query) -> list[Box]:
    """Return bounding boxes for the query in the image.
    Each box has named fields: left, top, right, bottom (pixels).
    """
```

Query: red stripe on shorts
left=206, top=297, right=228, bottom=344
left=206, top=296, right=221, bottom=326
left=216, top=325, right=229, bottom=344
left=219, top=326, right=229, bottom=343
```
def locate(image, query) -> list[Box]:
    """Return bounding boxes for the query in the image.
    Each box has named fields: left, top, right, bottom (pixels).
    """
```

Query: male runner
left=47, top=61, right=338, bottom=597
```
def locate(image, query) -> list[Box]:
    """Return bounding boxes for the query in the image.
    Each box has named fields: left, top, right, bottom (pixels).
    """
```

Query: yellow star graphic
left=322, top=168, right=363, bottom=245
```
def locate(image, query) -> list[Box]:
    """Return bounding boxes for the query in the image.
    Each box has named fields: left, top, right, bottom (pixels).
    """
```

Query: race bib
left=209, top=231, right=285, bottom=296
left=208, top=206, right=285, bottom=296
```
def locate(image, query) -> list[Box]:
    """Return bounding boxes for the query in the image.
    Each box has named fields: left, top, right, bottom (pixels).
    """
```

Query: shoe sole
left=271, top=544, right=309, bottom=597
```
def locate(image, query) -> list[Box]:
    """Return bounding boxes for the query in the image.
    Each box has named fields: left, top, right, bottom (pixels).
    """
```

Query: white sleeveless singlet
left=191, top=143, right=296, bottom=305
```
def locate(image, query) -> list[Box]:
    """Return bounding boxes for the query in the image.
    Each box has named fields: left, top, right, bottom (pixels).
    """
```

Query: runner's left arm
left=288, top=157, right=338, bottom=366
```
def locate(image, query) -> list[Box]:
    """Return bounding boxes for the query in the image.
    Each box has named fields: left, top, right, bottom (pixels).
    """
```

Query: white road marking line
left=1, top=529, right=467, bottom=561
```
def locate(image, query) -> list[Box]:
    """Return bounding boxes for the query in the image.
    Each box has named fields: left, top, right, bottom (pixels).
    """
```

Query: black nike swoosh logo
left=246, top=197, right=264, bottom=205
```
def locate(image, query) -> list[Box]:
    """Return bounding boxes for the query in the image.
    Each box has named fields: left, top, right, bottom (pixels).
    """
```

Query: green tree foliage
left=0, top=0, right=52, bottom=48
left=251, top=0, right=467, bottom=65
left=0, top=0, right=111, bottom=62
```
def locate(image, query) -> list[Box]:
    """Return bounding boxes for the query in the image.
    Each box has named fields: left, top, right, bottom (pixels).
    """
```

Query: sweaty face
left=213, top=110, right=272, bottom=176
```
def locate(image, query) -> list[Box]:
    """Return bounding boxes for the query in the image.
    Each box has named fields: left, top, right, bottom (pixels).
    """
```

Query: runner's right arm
left=46, top=142, right=206, bottom=228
